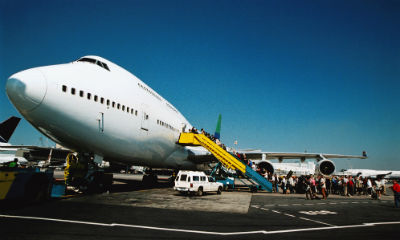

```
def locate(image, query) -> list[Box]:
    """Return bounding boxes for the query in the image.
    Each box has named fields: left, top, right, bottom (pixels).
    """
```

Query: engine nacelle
left=257, top=160, right=275, bottom=175
left=315, top=159, right=335, bottom=176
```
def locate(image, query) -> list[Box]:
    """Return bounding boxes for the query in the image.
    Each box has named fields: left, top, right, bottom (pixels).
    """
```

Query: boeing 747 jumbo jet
left=5, top=56, right=366, bottom=176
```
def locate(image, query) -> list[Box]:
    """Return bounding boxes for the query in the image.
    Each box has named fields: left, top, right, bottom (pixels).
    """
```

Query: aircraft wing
left=241, top=150, right=367, bottom=161
left=0, top=145, right=70, bottom=151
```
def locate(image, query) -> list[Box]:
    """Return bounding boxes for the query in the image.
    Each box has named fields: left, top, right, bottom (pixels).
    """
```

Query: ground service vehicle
left=174, top=171, right=223, bottom=196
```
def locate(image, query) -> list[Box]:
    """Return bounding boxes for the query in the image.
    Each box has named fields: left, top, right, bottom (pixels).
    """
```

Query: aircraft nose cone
left=6, top=69, right=47, bottom=112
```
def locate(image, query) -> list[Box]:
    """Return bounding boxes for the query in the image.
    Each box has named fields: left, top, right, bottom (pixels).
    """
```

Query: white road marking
left=299, top=217, right=335, bottom=227
left=329, top=203, right=337, bottom=205
left=272, top=210, right=281, bottom=214
left=278, top=204, right=289, bottom=206
left=260, top=208, right=269, bottom=212
left=0, top=214, right=399, bottom=236
left=299, top=210, right=337, bottom=216
left=292, top=204, right=302, bottom=206
left=284, top=213, right=296, bottom=218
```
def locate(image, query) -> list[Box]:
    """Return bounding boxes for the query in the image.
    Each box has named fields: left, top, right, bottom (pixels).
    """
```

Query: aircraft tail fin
left=0, top=116, right=21, bottom=143
left=214, top=114, right=222, bottom=140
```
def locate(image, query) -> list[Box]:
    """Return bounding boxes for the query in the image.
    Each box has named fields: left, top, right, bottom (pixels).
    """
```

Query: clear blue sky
left=1, top=0, right=399, bottom=170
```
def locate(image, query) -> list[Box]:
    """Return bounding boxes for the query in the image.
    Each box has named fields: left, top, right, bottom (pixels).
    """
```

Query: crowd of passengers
left=188, top=127, right=394, bottom=201
left=261, top=172, right=391, bottom=200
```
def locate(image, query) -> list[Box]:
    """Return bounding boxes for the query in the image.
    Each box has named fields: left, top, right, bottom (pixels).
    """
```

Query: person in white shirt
left=320, top=176, right=327, bottom=199
left=367, top=178, right=372, bottom=196
left=375, top=178, right=383, bottom=200
left=381, top=178, right=387, bottom=195
left=289, top=177, right=294, bottom=194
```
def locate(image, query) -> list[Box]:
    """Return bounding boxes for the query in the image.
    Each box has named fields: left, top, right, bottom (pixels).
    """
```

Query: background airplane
left=0, top=116, right=28, bottom=165
left=338, top=168, right=400, bottom=179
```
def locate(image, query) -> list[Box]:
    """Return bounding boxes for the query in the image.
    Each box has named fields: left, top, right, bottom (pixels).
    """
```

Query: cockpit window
left=77, top=58, right=110, bottom=71
left=78, top=58, right=96, bottom=64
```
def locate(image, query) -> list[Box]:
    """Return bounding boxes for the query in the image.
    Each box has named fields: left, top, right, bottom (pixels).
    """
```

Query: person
left=381, top=178, right=387, bottom=195
left=320, top=175, right=327, bottom=199
left=375, top=178, right=383, bottom=200
left=390, top=180, right=400, bottom=208
left=289, top=176, right=294, bottom=194
left=367, top=178, right=372, bottom=196
left=271, top=174, right=276, bottom=193
left=343, top=176, right=349, bottom=196
left=281, top=177, right=287, bottom=194
left=8, top=158, right=18, bottom=168
left=305, top=176, right=313, bottom=200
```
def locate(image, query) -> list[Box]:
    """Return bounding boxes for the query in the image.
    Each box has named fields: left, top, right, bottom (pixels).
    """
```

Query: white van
left=174, top=171, right=223, bottom=196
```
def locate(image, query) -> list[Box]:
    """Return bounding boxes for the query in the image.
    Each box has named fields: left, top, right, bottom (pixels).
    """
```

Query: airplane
left=338, top=169, right=400, bottom=179
left=0, top=116, right=28, bottom=165
left=5, top=55, right=366, bottom=180
left=0, top=116, right=21, bottom=150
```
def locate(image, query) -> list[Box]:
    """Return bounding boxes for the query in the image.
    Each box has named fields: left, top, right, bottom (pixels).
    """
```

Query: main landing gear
left=142, top=168, right=158, bottom=186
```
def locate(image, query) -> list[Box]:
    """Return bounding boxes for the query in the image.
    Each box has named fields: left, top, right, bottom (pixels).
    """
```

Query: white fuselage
left=6, top=56, right=200, bottom=169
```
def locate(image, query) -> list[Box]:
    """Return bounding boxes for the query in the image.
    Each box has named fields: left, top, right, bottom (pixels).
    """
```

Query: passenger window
left=94, top=95, right=98, bottom=102
left=100, top=97, right=104, bottom=104
left=87, top=93, right=91, bottom=100
left=117, top=103, right=120, bottom=109
left=135, top=110, right=138, bottom=116
left=62, top=85, right=67, bottom=92
left=201, top=176, right=206, bottom=181
left=122, top=105, right=125, bottom=111
left=71, top=88, right=76, bottom=95
left=79, top=90, right=84, bottom=97
left=180, top=175, right=187, bottom=181
left=193, top=176, right=199, bottom=181
left=112, top=102, right=115, bottom=108
left=127, top=107, right=130, bottom=113
left=106, top=99, right=110, bottom=106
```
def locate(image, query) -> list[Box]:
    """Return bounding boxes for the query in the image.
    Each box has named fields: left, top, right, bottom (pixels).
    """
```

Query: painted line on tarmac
left=1, top=214, right=399, bottom=236
left=299, top=217, right=335, bottom=227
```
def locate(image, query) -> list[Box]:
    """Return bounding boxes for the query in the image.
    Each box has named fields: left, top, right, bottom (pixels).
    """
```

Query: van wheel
left=217, top=186, right=222, bottom=195
left=197, top=187, right=203, bottom=196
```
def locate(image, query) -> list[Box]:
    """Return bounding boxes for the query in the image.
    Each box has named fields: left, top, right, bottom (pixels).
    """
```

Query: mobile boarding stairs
left=177, top=133, right=272, bottom=192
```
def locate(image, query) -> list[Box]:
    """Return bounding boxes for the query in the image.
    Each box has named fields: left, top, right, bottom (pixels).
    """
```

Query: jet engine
left=315, top=159, right=335, bottom=176
left=257, top=160, right=275, bottom=175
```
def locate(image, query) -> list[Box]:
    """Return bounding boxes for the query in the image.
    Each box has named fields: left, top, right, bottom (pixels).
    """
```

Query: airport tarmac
left=1, top=174, right=399, bottom=239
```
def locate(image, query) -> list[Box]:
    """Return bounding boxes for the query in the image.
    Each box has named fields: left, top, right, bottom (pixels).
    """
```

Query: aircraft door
left=140, top=104, right=149, bottom=134
left=97, top=112, right=104, bottom=133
